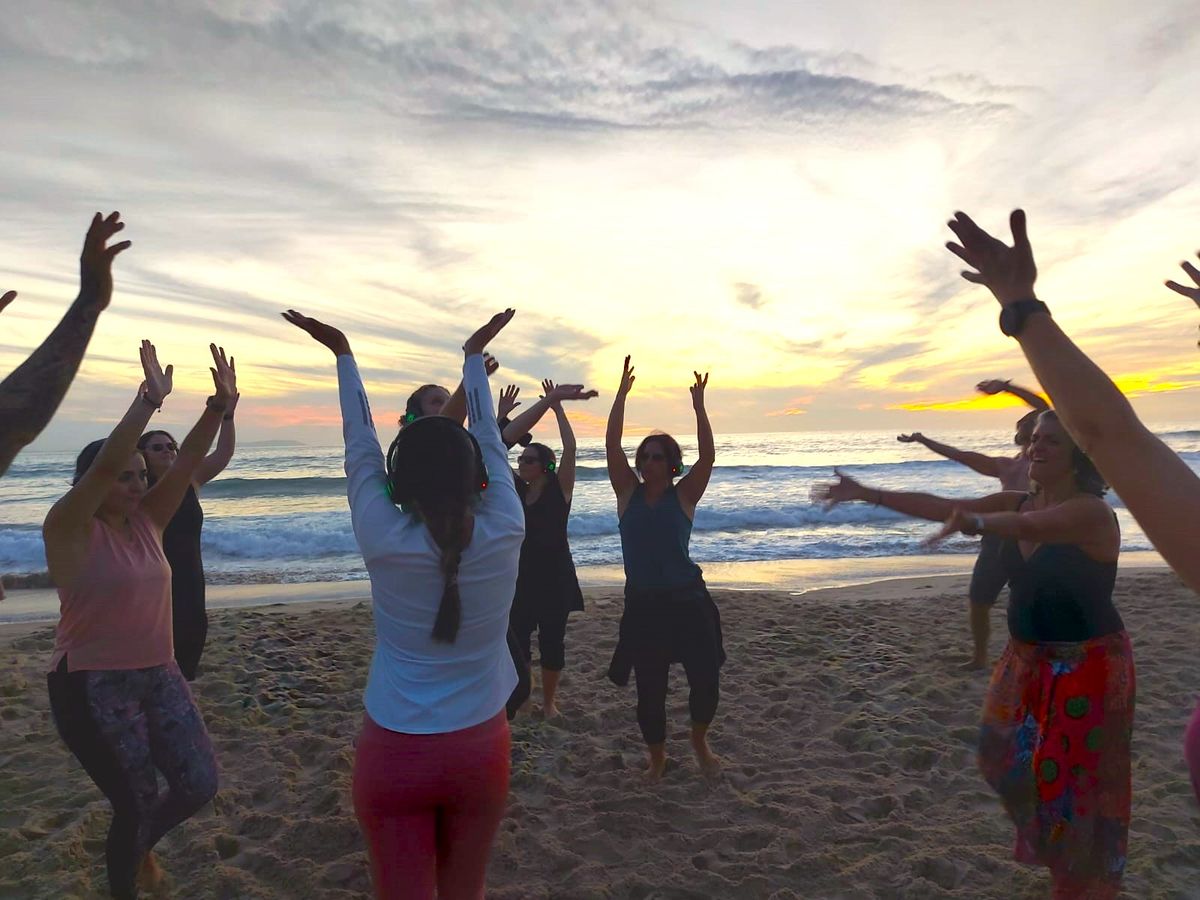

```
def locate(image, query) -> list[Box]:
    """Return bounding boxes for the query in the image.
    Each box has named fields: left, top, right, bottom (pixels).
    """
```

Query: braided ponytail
left=426, top=505, right=470, bottom=642
left=384, top=415, right=487, bottom=644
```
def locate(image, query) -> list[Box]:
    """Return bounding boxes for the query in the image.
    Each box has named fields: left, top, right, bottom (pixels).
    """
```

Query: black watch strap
left=999, top=299, right=1050, bottom=337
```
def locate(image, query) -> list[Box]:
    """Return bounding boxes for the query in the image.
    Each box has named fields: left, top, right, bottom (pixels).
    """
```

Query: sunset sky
left=2, top=0, right=1198, bottom=449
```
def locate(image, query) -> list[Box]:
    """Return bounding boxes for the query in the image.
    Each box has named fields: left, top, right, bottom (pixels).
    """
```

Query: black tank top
left=1001, top=497, right=1123, bottom=642
left=162, top=483, right=206, bottom=618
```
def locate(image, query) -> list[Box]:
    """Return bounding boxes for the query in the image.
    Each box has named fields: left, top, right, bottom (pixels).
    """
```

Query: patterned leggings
left=48, top=659, right=218, bottom=899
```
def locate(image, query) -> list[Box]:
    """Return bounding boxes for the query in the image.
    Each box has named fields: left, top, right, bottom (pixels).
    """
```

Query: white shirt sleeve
left=337, top=354, right=400, bottom=555
left=462, top=353, right=522, bottom=524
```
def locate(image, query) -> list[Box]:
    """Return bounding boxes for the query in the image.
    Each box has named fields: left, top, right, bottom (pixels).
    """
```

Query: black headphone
left=385, top=417, right=489, bottom=507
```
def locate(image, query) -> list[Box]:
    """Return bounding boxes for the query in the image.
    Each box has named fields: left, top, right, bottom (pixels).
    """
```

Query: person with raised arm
left=815, top=409, right=1130, bottom=898
left=507, top=379, right=597, bottom=718
left=605, top=357, right=723, bottom=780
left=897, top=384, right=1045, bottom=670
left=43, top=341, right=234, bottom=899
left=282, top=308, right=524, bottom=900
left=944, top=212, right=1200, bottom=814
left=136, top=382, right=240, bottom=681
left=0, top=213, right=131, bottom=478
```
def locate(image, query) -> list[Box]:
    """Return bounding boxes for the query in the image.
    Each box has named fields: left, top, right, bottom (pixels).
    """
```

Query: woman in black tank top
left=508, top=379, right=590, bottom=718
left=816, top=411, right=1133, bottom=897
left=139, top=388, right=240, bottom=681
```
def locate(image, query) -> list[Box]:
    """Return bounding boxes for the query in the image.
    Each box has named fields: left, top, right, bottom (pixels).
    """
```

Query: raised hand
left=139, top=340, right=173, bottom=404
left=896, top=433, right=924, bottom=444
left=484, top=352, right=500, bottom=376
left=0, top=290, right=15, bottom=315
left=946, top=209, right=1037, bottom=306
left=498, top=384, right=521, bottom=419
left=80, top=212, right=132, bottom=310
left=810, top=470, right=865, bottom=510
left=1165, top=253, right=1200, bottom=308
left=209, top=344, right=237, bottom=408
left=618, top=355, right=636, bottom=396
left=463, top=309, right=515, bottom=357
left=924, top=507, right=980, bottom=548
left=542, top=379, right=598, bottom=403
left=690, top=371, right=709, bottom=410
left=975, top=379, right=1011, bottom=395
left=281, top=309, right=351, bottom=357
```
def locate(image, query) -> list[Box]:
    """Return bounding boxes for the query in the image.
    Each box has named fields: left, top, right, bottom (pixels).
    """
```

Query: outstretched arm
left=194, top=388, right=238, bottom=488
left=142, top=345, right=237, bottom=530
left=502, top=382, right=596, bottom=447
left=443, top=352, right=498, bottom=424
left=897, top=432, right=1001, bottom=478
left=544, top=380, right=579, bottom=505
left=812, top=471, right=1020, bottom=523
left=947, top=209, right=1200, bottom=591
left=44, top=341, right=172, bottom=542
left=0, top=213, right=131, bottom=477
left=928, top=495, right=1117, bottom=554
left=676, top=372, right=714, bottom=512
left=606, top=356, right=638, bottom=501
left=976, top=379, right=1049, bottom=411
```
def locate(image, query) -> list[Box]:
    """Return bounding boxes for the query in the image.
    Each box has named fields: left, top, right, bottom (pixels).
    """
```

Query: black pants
left=608, top=580, right=725, bottom=746
left=47, top=658, right=218, bottom=898
left=969, top=533, right=1009, bottom=606
left=510, top=604, right=569, bottom=672
left=504, top=627, right=531, bottom=720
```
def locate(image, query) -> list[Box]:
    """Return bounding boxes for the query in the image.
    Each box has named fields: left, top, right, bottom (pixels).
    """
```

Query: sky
left=2, top=0, right=1199, bottom=450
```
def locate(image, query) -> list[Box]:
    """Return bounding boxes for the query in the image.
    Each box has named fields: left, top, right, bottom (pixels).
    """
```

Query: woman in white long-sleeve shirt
left=283, top=308, right=524, bottom=900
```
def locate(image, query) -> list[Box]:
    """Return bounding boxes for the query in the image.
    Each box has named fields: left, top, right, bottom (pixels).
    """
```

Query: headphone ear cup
left=546, top=460, right=556, bottom=474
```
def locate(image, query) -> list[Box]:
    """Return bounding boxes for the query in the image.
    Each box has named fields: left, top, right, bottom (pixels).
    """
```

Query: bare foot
left=138, top=852, right=165, bottom=891
left=692, top=743, right=722, bottom=778
left=643, top=756, right=668, bottom=782
left=959, top=658, right=987, bottom=672
left=543, top=703, right=561, bottom=720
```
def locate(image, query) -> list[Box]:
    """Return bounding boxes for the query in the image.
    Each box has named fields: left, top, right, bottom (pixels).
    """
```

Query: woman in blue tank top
left=604, top=355, right=724, bottom=781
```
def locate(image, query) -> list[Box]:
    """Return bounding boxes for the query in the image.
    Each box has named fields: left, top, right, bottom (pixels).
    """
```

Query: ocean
left=3, top=426, right=1197, bottom=587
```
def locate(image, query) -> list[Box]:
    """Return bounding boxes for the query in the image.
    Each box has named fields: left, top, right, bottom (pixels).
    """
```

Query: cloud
left=733, top=281, right=765, bottom=310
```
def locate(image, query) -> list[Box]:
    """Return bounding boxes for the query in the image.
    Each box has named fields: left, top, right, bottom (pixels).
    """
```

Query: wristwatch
left=999, top=299, right=1050, bottom=337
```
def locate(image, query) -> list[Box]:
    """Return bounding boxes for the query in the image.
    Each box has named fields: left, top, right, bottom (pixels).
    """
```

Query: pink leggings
left=1185, top=697, right=1200, bottom=805
left=352, top=710, right=510, bottom=900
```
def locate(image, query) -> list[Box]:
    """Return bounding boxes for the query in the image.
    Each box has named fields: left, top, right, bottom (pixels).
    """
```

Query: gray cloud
left=733, top=281, right=765, bottom=310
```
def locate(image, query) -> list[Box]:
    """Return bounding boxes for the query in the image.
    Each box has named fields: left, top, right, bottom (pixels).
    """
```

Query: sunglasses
left=517, top=455, right=540, bottom=464
left=147, top=442, right=178, bottom=453
left=638, top=452, right=667, bottom=462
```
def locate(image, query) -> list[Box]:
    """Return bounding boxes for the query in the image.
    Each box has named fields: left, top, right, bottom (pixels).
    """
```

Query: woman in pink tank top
left=43, top=317, right=237, bottom=899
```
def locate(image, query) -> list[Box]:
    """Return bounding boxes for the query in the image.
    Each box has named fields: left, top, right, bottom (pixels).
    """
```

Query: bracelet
left=206, top=396, right=226, bottom=413
left=141, top=394, right=163, bottom=410
left=874, top=489, right=884, bottom=506
left=222, top=413, right=234, bottom=421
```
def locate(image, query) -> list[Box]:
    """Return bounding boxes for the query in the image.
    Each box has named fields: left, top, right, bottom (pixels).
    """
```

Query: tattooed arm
left=0, top=213, right=131, bottom=477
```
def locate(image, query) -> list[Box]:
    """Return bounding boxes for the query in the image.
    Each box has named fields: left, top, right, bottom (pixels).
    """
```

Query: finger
left=0, top=290, right=15, bottom=313
left=104, top=240, right=132, bottom=259
left=1009, top=209, right=1030, bottom=252
left=229, top=356, right=235, bottom=372
left=703, top=372, right=708, bottom=386
left=961, top=271, right=986, bottom=284
left=945, top=242, right=973, bottom=265
left=163, top=363, right=173, bottom=380
left=1182, top=260, right=1200, bottom=284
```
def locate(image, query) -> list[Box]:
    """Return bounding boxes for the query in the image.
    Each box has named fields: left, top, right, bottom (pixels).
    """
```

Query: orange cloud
left=765, top=407, right=809, bottom=417
left=889, top=366, right=1200, bottom=412
left=251, top=405, right=343, bottom=428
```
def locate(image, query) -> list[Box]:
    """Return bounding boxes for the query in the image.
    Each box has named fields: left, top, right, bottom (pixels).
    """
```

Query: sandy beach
left=3, top=569, right=1199, bottom=899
